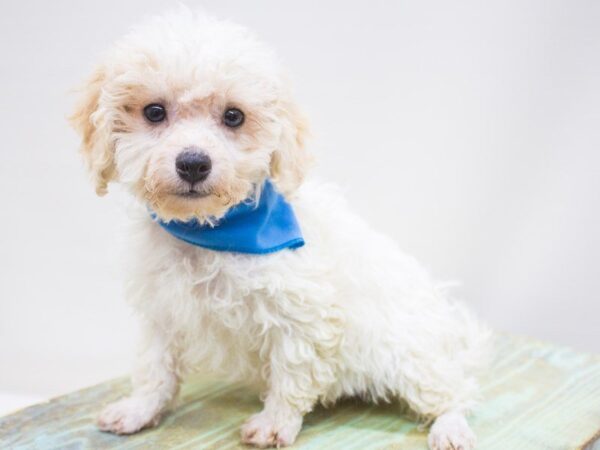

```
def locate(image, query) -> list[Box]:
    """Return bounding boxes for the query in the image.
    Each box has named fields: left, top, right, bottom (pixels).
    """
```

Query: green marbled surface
left=1, top=334, right=599, bottom=449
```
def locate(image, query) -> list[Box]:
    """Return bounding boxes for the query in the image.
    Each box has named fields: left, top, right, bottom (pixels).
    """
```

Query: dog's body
left=72, top=10, right=488, bottom=450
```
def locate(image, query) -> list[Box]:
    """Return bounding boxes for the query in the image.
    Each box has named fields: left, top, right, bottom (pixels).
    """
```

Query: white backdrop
left=1, top=0, right=599, bottom=413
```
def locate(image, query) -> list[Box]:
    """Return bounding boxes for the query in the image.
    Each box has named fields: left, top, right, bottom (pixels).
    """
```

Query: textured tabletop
left=1, top=334, right=600, bottom=450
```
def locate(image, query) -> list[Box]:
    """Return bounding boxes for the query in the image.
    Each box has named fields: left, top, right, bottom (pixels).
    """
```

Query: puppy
left=71, top=9, right=489, bottom=450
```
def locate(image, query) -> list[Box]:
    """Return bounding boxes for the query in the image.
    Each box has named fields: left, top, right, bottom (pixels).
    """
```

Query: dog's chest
left=138, top=226, right=289, bottom=332
left=173, top=245, right=320, bottom=377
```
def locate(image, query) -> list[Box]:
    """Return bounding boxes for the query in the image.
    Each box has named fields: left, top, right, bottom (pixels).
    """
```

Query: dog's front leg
left=241, top=388, right=306, bottom=448
left=241, top=328, right=338, bottom=448
left=97, top=320, right=179, bottom=434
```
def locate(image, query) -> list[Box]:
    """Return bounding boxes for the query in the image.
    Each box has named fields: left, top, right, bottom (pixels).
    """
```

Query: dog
left=71, top=9, right=489, bottom=450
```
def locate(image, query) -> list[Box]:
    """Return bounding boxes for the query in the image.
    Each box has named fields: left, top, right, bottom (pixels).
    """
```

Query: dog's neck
left=151, top=180, right=305, bottom=254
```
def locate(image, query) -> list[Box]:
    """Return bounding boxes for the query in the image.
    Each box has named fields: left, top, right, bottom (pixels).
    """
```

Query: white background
left=1, top=0, right=599, bottom=415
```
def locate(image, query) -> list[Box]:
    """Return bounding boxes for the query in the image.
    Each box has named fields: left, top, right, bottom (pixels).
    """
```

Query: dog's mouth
left=172, top=189, right=212, bottom=200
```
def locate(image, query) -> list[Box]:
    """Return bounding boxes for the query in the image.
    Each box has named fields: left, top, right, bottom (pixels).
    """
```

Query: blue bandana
left=152, top=180, right=305, bottom=254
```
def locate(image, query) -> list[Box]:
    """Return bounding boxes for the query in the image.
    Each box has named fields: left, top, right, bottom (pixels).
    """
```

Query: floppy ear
left=270, top=97, right=313, bottom=196
left=70, top=66, right=116, bottom=196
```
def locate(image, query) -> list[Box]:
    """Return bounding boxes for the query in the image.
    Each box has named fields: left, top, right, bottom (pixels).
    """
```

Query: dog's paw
left=428, top=411, right=476, bottom=450
left=241, top=411, right=302, bottom=448
left=97, top=396, right=162, bottom=435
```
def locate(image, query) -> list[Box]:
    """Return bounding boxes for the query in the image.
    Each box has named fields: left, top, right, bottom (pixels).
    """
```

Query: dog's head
left=71, top=10, right=311, bottom=221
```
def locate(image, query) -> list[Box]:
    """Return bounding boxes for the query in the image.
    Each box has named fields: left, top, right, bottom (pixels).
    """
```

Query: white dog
left=71, top=9, right=489, bottom=450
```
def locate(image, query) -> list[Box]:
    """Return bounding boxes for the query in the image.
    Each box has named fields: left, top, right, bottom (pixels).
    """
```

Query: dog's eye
left=223, top=108, right=245, bottom=128
left=143, top=104, right=167, bottom=123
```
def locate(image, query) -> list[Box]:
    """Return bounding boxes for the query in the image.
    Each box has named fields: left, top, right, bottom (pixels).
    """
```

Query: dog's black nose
left=175, top=150, right=212, bottom=184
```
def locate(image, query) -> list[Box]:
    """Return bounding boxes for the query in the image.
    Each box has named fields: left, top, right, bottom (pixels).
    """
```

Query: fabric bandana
left=152, top=180, right=305, bottom=254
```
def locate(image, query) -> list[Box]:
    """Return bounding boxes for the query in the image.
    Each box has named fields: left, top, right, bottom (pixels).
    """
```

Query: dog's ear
left=70, top=66, right=116, bottom=196
left=270, top=97, right=313, bottom=196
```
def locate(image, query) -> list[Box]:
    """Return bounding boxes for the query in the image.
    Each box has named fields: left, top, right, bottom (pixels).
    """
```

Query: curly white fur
left=72, top=8, right=489, bottom=450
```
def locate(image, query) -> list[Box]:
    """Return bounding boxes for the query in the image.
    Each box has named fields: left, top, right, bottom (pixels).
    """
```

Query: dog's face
left=71, top=11, right=310, bottom=221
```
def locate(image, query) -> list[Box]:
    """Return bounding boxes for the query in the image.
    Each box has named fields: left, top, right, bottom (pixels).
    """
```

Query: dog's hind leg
left=394, top=361, right=478, bottom=450
left=428, top=409, right=476, bottom=450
